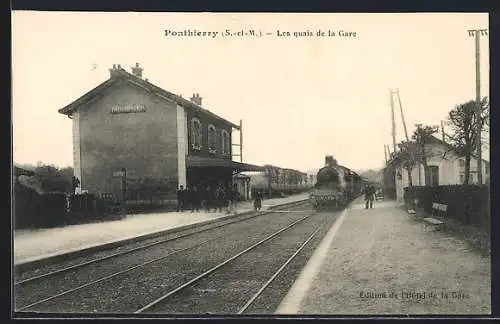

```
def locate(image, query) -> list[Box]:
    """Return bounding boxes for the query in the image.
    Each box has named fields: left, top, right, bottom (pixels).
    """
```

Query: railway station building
left=58, top=63, right=262, bottom=204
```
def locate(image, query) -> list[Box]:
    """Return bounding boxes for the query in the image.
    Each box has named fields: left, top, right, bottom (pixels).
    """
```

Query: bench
left=423, top=217, right=445, bottom=225
left=423, top=203, right=447, bottom=231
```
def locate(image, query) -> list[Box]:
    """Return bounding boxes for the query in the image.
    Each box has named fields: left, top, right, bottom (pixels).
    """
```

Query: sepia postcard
left=11, top=11, right=491, bottom=318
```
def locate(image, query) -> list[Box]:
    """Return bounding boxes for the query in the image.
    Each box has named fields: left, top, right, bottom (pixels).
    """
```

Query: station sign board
left=110, top=104, right=147, bottom=114
left=112, top=170, right=125, bottom=178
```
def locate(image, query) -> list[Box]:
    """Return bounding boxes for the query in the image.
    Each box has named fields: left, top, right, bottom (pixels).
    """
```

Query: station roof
left=58, top=65, right=240, bottom=129
left=186, top=156, right=264, bottom=172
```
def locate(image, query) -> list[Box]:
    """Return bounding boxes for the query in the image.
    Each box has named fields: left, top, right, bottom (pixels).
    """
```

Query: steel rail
left=15, top=200, right=308, bottom=286
left=15, top=237, right=219, bottom=312
left=237, top=220, right=325, bottom=314
left=134, top=212, right=315, bottom=313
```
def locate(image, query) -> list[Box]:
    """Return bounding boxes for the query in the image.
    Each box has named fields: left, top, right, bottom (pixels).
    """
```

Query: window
left=485, top=163, right=490, bottom=175
left=221, top=130, right=230, bottom=155
left=191, top=118, right=202, bottom=150
left=208, top=125, right=216, bottom=154
left=426, top=166, right=439, bottom=186
left=459, top=172, right=478, bottom=183
left=459, top=159, right=465, bottom=167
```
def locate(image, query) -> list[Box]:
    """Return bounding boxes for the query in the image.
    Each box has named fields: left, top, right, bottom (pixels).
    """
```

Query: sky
left=12, top=12, right=490, bottom=173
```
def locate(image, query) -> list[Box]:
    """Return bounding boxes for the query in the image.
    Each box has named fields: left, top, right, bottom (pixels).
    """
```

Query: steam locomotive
left=309, top=156, right=365, bottom=210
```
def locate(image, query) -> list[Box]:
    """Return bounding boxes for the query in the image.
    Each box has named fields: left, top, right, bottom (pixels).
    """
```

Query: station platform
left=276, top=196, right=491, bottom=315
left=14, top=193, right=309, bottom=266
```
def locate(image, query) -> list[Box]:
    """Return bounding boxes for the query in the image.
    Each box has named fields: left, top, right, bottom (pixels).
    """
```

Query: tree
left=396, top=140, right=420, bottom=187
left=446, top=98, right=489, bottom=185
left=60, top=167, right=75, bottom=182
left=33, top=164, right=73, bottom=193
left=412, top=123, right=439, bottom=185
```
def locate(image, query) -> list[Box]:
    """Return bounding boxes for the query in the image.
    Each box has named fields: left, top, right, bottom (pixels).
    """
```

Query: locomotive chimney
left=325, top=156, right=334, bottom=167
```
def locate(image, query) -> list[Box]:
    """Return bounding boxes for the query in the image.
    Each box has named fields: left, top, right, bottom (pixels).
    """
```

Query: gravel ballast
left=141, top=211, right=330, bottom=314
left=17, top=204, right=321, bottom=313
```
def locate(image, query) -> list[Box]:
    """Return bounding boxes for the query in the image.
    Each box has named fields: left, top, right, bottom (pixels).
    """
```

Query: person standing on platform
left=203, top=185, right=213, bottom=213
left=176, top=185, right=185, bottom=212
left=227, top=184, right=239, bottom=214
left=72, top=176, right=80, bottom=195
left=190, top=185, right=200, bottom=212
left=364, top=185, right=375, bottom=209
left=215, top=184, right=226, bottom=213
left=253, top=191, right=263, bottom=212
left=185, top=185, right=192, bottom=212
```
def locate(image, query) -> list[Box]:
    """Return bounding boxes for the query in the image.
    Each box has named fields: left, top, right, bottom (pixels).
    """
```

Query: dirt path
left=294, top=204, right=491, bottom=315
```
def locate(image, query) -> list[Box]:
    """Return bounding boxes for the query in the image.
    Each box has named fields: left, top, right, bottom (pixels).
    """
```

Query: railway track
left=15, top=203, right=313, bottom=312
left=136, top=214, right=326, bottom=314
left=15, top=203, right=342, bottom=314
left=15, top=199, right=308, bottom=283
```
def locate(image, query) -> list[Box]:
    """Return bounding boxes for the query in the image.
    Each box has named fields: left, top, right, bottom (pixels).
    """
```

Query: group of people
left=176, top=183, right=266, bottom=214
left=176, top=183, right=240, bottom=214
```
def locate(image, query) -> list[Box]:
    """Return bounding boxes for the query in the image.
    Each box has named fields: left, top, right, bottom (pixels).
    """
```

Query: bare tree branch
left=445, top=98, right=489, bottom=184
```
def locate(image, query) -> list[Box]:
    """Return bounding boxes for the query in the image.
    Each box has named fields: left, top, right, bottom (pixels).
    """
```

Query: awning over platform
left=186, top=156, right=264, bottom=172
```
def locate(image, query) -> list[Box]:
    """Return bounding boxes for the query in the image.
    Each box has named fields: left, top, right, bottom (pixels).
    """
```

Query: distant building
left=387, top=135, right=490, bottom=202
left=58, top=63, right=262, bottom=202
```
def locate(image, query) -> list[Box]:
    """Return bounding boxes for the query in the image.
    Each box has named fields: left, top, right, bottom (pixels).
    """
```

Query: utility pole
left=468, top=28, right=487, bottom=184
left=239, top=119, right=243, bottom=163
left=395, top=89, right=409, bottom=142
left=390, top=90, right=397, bottom=153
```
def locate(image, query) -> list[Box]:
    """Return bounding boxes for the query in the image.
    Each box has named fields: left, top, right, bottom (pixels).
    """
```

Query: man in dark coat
left=176, top=185, right=185, bottom=212
left=227, top=184, right=239, bottom=214
left=72, top=176, right=80, bottom=195
left=203, top=185, right=213, bottom=213
left=364, top=185, right=375, bottom=209
left=253, top=191, right=263, bottom=211
left=215, top=185, right=226, bottom=213
left=190, top=185, right=200, bottom=212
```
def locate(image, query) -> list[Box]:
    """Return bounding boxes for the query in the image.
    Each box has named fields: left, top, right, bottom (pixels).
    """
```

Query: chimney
left=131, top=62, right=143, bottom=78
left=109, top=63, right=121, bottom=78
left=190, top=93, right=202, bottom=106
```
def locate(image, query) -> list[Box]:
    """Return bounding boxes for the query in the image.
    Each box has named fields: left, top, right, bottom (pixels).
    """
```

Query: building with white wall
left=388, top=136, right=489, bottom=202
left=58, top=63, right=262, bottom=202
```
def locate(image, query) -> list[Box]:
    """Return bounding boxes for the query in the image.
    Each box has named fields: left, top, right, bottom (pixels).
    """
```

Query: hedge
left=14, top=187, right=120, bottom=229
left=14, top=191, right=68, bottom=229
left=14, top=182, right=42, bottom=229
left=404, top=185, right=490, bottom=233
